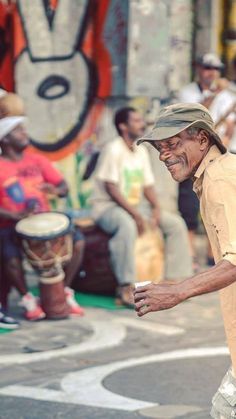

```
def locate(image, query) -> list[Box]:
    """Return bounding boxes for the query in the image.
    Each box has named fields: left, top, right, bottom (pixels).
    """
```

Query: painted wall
left=0, top=0, right=194, bottom=210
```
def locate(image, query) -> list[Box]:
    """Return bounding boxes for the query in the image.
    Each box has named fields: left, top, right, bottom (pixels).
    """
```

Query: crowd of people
left=0, top=51, right=236, bottom=332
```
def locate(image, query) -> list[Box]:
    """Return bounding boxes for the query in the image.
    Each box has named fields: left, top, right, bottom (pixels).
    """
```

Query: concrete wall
left=194, top=0, right=222, bottom=57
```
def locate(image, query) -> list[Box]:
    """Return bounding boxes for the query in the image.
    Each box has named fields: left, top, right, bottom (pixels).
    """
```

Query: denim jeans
left=211, top=367, right=236, bottom=419
left=96, top=206, right=193, bottom=285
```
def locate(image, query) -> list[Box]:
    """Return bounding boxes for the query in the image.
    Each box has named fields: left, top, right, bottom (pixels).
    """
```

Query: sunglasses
left=201, top=66, right=220, bottom=70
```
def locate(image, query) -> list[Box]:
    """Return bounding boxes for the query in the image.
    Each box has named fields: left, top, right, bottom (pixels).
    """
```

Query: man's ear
left=1, top=136, right=8, bottom=145
left=198, top=130, right=210, bottom=150
left=118, top=122, right=127, bottom=134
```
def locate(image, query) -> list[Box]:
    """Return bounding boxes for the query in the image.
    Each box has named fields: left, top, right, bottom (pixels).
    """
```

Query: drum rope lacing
left=21, top=235, right=73, bottom=270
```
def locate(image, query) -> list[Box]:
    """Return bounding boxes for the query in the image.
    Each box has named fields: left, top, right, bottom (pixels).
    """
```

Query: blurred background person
left=0, top=116, right=85, bottom=320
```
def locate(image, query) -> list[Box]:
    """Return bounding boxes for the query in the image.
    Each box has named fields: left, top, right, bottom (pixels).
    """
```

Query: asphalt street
left=0, top=284, right=229, bottom=419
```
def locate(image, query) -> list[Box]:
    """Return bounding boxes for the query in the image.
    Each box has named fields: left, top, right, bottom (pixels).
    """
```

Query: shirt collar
left=193, top=145, right=222, bottom=196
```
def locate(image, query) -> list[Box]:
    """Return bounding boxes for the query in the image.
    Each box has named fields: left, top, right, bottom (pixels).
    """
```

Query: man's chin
left=170, top=172, right=189, bottom=182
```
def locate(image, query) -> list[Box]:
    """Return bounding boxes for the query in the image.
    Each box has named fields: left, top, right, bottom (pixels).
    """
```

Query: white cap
left=196, top=53, right=224, bottom=70
left=0, top=116, right=26, bottom=141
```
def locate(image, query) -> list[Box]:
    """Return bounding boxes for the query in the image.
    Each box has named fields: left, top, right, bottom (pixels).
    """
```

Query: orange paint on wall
left=0, top=0, right=113, bottom=161
left=28, top=101, right=105, bottom=161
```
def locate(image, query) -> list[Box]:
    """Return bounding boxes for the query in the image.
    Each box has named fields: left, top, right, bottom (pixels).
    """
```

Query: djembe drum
left=135, top=226, right=164, bottom=283
left=16, top=212, right=73, bottom=319
left=73, top=218, right=117, bottom=295
left=73, top=218, right=164, bottom=295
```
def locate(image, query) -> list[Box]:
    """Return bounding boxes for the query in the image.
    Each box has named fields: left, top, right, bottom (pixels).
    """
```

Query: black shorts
left=178, top=179, right=199, bottom=231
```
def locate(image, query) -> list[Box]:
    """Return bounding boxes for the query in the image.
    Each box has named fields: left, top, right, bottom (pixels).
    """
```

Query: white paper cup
left=134, top=281, right=151, bottom=289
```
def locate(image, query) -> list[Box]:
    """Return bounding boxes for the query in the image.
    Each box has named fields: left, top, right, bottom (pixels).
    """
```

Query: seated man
left=0, top=116, right=84, bottom=320
left=91, top=107, right=193, bottom=306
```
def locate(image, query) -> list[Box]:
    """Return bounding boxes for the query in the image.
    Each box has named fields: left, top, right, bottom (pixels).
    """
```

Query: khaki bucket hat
left=137, top=102, right=227, bottom=154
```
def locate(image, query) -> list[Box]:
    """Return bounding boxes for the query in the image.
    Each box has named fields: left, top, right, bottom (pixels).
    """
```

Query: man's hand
left=38, top=183, right=58, bottom=196
left=132, top=212, right=146, bottom=235
left=11, top=209, right=34, bottom=221
left=134, top=282, right=184, bottom=317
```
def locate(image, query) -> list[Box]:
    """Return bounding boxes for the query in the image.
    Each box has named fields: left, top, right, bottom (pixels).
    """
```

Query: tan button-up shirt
left=193, top=145, right=236, bottom=370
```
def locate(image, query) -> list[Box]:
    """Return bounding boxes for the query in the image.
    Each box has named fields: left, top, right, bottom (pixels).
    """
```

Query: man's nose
left=159, top=149, right=171, bottom=162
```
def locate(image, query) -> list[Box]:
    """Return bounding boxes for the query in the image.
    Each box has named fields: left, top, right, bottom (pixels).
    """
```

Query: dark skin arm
left=0, top=207, right=33, bottom=221
left=0, top=182, right=68, bottom=221
left=143, top=185, right=161, bottom=226
left=134, top=259, right=236, bottom=316
left=105, top=181, right=146, bottom=235
left=38, top=180, right=68, bottom=198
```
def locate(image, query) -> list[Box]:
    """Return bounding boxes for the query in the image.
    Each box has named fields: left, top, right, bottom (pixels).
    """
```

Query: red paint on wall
left=0, top=0, right=112, bottom=161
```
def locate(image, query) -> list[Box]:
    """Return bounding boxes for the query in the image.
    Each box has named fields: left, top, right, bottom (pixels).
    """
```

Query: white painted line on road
left=114, top=317, right=185, bottom=335
left=0, top=346, right=229, bottom=411
left=0, top=316, right=183, bottom=367
left=0, top=320, right=126, bottom=366
left=0, top=384, right=155, bottom=412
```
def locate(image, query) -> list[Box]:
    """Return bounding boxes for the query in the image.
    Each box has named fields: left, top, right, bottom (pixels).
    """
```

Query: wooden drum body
left=73, top=219, right=164, bottom=295
left=73, top=221, right=117, bottom=296
left=135, top=227, right=164, bottom=283
left=16, top=212, right=72, bottom=319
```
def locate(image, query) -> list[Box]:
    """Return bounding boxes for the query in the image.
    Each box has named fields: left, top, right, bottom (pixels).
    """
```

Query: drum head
left=15, top=212, right=71, bottom=239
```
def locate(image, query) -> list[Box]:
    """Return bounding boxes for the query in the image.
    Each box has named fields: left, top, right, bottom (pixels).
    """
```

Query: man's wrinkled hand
left=133, top=282, right=184, bottom=317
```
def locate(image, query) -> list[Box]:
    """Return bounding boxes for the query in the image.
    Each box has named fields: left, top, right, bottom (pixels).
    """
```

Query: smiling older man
left=134, top=103, right=236, bottom=419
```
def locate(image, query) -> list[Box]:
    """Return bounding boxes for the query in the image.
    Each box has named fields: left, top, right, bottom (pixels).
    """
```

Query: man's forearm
left=143, top=185, right=160, bottom=210
left=134, top=259, right=236, bottom=316
left=180, top=259, right=236, bottom=301
left=0, top=208, right=20, bottom=221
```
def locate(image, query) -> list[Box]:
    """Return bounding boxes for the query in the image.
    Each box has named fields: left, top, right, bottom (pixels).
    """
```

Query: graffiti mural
left=0, top=0, right=129, bottom=207
left=0, top=0, right=194, bottom=209
left=16, top=0, right=97, bottom=152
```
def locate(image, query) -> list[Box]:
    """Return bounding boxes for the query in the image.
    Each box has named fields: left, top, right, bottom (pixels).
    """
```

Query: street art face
left=14, top=0, right=110, bottom=157
left=16, top=0, right=96, bottom=153
left=0, top=0, right=129, bottom=162
left=0, top=0, right=127, bottom=208
left=0, top=0, right=129, bottom=208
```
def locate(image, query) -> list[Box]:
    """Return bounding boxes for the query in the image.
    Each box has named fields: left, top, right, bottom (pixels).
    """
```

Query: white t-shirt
left=209, top=89, right=235, bottom=123
left=90, top=137, right=155, bottom=220
left=178, top=82, right=203, bottom=104
left=178, top=81, right=236, bottom=136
